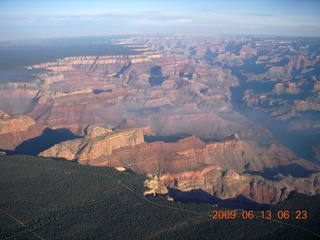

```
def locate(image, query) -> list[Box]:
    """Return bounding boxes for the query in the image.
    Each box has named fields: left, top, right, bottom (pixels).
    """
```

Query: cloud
left=243, top=13, right=276, bottom=17
left=0, top=9, right=319, bottom=38
left=0, top=11, right=196, bottom=26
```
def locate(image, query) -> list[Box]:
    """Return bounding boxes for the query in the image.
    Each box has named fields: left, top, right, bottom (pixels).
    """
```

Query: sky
left=0, top=0, right=320, bottom=41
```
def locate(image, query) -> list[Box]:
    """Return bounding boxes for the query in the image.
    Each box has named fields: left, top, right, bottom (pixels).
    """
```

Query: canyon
left=0, top=111, right=45, bottom=151
left=0, top=36, right=319, bottom=205
left=38, top=126, right=320, bottom=205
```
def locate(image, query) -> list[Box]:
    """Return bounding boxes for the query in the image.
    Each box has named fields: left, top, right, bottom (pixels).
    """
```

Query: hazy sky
left=1, top=0, right=320, bottom=41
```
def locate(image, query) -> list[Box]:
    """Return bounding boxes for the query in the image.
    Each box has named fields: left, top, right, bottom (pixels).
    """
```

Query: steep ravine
left=229, top=59, right=320, bottom=163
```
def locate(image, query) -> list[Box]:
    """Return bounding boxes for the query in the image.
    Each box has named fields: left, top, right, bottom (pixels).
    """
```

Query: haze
left=1, top=1, right=320, bottom=239
left=1, top=0, right=320, bottom=41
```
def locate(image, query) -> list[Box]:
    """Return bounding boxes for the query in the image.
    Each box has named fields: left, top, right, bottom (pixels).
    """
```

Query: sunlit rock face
left=160, top=168, right=320, bottom=204
left=0, top=111, right=45, bottom=151
left=1, top=36, right=320, bottom=204
left=39, top=129, right=320, bottom=204
left=39, top=127, right=144, bottom=162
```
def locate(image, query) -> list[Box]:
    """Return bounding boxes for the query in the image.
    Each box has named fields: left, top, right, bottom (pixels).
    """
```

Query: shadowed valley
left=0, top=36, right=320, bottom=207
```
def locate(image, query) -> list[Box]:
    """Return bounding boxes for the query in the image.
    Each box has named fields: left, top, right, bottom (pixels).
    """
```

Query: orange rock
left=0, top=112, right=45, bottom=150
left=39, top=128, right=144, bottom=162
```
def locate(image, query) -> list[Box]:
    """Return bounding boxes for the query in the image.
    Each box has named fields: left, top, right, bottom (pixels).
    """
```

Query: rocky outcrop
left=293, top=92, right=320, bottom=112
left=95, top=134, right=318, bottom=174
left=1, top=36, right=320, bottom=205
left=39, top=127, right=144, bottom=162
left=272, top=82, right=300, bottom=95
left=37, top=119, right=319, bottom=205
left=0, top=111, right=35, bottom=134
left=144, top=174, right=168, bottom=196
left=161, top=167, right=320, bottom=204
left=0, top=111, right=45, bottom=150
left=0, top=39, right=260, bottom=142
left=69, top=132, right=317, bottom=204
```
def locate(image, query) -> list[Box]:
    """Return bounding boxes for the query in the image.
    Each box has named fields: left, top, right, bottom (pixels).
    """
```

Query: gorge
left=0, top=35, right=319, bottom=206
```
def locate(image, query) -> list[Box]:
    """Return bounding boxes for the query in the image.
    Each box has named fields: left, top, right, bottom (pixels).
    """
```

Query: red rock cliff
left=0, top=111, right=45, bottom=150
left=39, top=127, right=144, bottom=162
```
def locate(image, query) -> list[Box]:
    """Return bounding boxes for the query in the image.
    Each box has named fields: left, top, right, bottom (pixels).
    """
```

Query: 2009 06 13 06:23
left=212, top=210, right=308, bottom=220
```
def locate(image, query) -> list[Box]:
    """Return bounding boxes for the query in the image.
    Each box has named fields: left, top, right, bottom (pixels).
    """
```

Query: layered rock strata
left=39, top=128, right=319, bottom=204
left=39, top=127, right=144, bottom=161
left=0, top=111, right=45, bottom=150
left=1, top=36, right=319, bottom=205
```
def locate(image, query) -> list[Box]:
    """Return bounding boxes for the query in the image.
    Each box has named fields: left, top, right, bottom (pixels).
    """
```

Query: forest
left=0, top=155, right=319, bottom=239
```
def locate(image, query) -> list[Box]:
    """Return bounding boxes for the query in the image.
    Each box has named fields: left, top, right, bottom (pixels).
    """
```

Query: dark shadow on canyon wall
left=12, top=128, right=79, bottom=155
left=144, top=133, right=192, bottom=143
left=45, top=156, right=74, bottom=162
left=244, top=163, right=317, bottom=180
left=93, top=89, right=112, bottom=94
left=167, top=188, right=270, bottom=210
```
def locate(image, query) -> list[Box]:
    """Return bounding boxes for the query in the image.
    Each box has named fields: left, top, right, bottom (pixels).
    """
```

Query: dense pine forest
left=0, top=155, right=319, bottom=240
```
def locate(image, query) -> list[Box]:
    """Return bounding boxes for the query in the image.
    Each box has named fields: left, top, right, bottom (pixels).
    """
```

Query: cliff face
left=0, top=111, right=35, bottom=134
left=0, top=43, right=276, bottom=143
left=144, top=174, right=169, bottom=196
left=161, top=167, right=320, bottom=204
left=293, top=92, right=320, bottom=112
left=94, top=133, right=318, bottom=174
left=38, top=128, right=319, bottom=204
left=0, top=83, right=39, bottom=115
left=272, top=83, right=300, bottom=95
left=1, top=36, right=320, bottom=205
left=36, top=129, right=311, bottom=204
left=0, top=111, right=45, bottom=150
left=39, top=127, right=144, bottom=162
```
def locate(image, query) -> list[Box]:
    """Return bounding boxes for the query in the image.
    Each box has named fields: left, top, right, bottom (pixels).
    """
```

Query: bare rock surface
left=1, top=36, right=320, bottom=204
left=0, top=111, right=45, bottom=150
left=39, top=127, right=144, bottom=161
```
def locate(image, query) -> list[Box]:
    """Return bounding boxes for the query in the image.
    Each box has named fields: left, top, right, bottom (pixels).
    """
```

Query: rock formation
left=144, top=174, right=168, bottom=196
left=39, top=129, right=320, bottom=204
left=39, top=127, right=144, bottom=162
left=0, top=111, right=45, bottom=150
left=1, top=35, right=320, bottom=205
left=161, top=167, right=320, bottom=204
